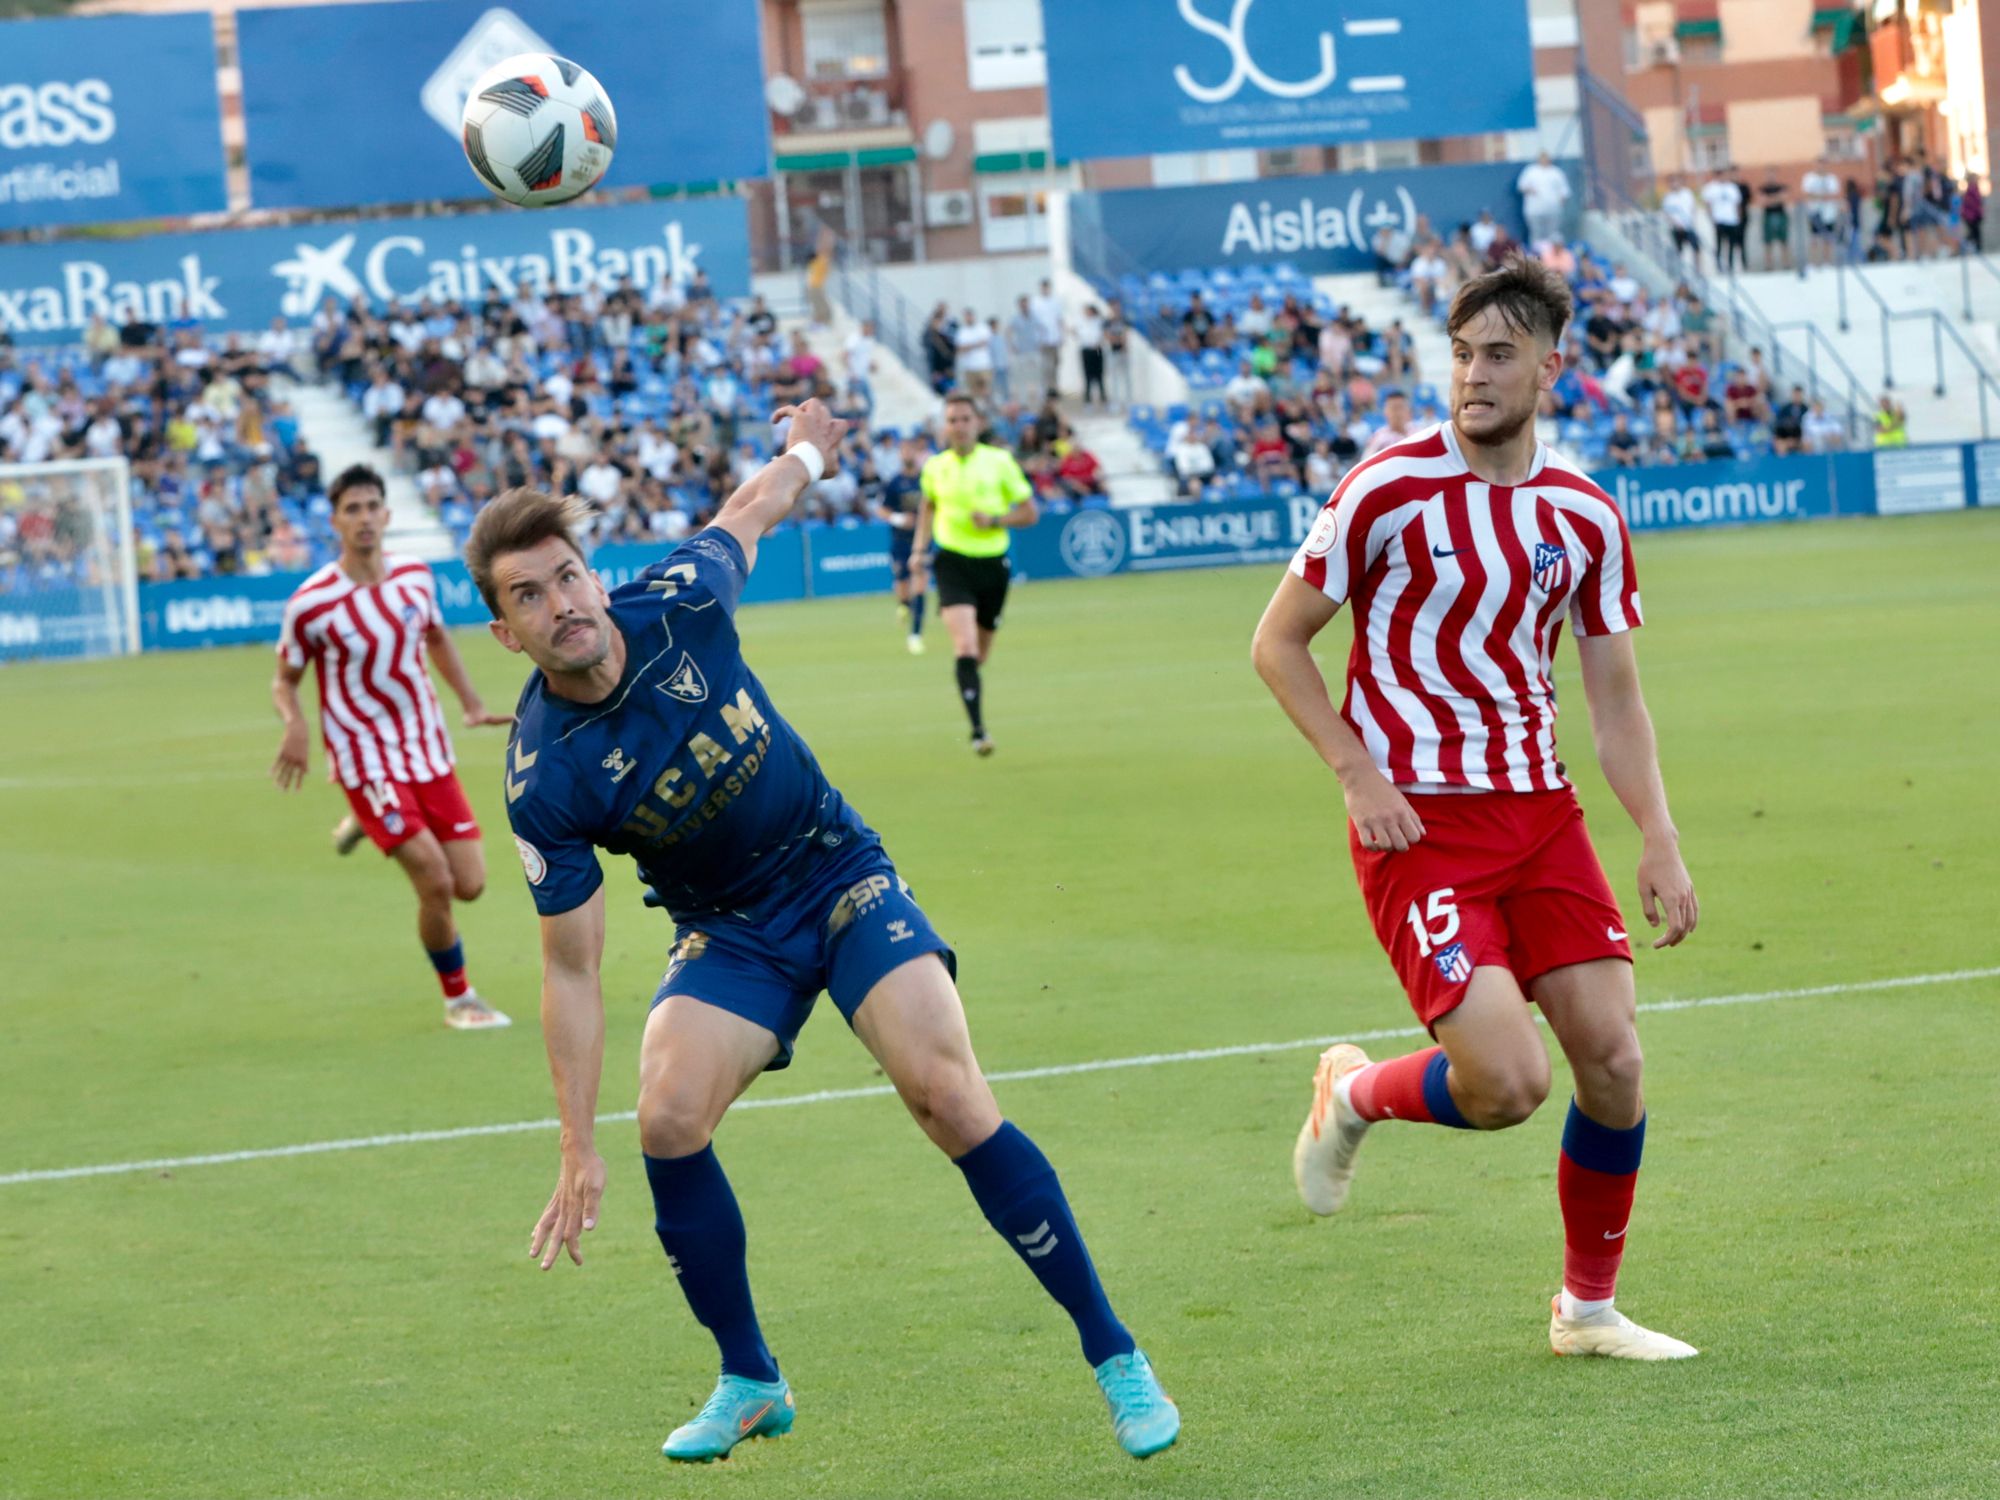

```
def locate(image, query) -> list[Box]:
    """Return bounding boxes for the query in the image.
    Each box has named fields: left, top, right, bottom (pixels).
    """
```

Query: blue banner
left=122, top=443, right=1973, bottom=655
left=1070, top=162, right=1545, bottom=283
left=1044, top=0, right=1535, bottom=161
left=237, top=0, right=768, bottom=212
left=0, top=13, right=227, bottom=230
left=135, top=535, right=806, bottom=653
left=0, top=195, right=749, bottom=344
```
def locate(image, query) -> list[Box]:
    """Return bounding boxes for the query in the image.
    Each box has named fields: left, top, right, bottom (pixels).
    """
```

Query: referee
left=912, top=393, right=1039, bottom=755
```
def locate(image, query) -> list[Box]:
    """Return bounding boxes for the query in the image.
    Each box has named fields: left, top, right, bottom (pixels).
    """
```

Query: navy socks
left=955, top=1121, right=1135, bottom=1366
left=644, top=1146, right=780, bottom=1383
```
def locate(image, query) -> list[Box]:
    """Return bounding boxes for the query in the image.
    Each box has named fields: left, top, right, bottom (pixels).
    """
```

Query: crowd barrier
left=5, top=441, right=1989, bottom=659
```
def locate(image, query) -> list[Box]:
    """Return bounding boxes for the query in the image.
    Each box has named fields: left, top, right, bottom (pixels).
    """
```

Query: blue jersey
left=882, top=471, right=924, bottom=555
left=504, top=528, right=877, bottom=924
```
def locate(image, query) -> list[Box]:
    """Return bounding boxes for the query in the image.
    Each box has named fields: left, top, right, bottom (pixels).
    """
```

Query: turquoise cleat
left=1093, top=1349, right=1180, bottom=1459
left=661, top=1373, right=795, bottom=1462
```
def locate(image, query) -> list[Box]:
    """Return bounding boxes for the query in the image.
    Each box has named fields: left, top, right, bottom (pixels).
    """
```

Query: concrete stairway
left=1311, top=271, right=1453, bottom=393
left=288, top=382, right=453, bottom=560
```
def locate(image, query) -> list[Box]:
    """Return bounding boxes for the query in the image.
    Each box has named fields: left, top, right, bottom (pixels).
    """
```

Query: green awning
left=974, top=149, right=1058, bottom=173
left=1675, top=18, right=1721, bottom=38
left=1812, top=6, right=1859, bottom=50
left=774, top=146, right=915, bottom=173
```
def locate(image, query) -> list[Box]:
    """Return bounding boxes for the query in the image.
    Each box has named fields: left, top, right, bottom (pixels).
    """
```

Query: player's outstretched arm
left=711, top=398, right=850, bottom=573
left=424, top=622, right=513, bottom=728
left=1576, top=632, right=1699, bottom=948
left=1252, top=572, right=1426, bottom=852
left=270, top=662, right=310, bottom=791
left=530, top=888, right=609, bottom=1270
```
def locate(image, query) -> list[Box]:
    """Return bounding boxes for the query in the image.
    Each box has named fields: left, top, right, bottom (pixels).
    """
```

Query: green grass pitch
left=2, top=511, right=1996, bottom=1499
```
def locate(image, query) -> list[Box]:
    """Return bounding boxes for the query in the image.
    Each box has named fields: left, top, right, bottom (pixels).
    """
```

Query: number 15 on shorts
left=1405, top=888, right=1460, bottom=958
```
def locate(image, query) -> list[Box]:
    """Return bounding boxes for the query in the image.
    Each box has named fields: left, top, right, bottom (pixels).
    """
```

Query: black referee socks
left=955, top=655, right=984, bottom=736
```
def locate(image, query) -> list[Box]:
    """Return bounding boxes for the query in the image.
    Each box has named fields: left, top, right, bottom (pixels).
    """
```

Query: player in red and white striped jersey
left=270, top=465, right=514, bottom=1031
left=1254, top=258, right=1701, bottom=1361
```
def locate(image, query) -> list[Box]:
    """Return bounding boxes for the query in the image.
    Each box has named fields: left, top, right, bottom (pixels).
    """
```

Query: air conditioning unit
left=1648, top=38, right=1680, bottom=65
left=925, top=190, right=976, bottom=227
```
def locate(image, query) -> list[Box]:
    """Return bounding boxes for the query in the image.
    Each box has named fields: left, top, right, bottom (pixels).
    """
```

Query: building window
left=1687, top=132, right=1731, bottom=171
left=1150, top=150, right=1257, bottom=186
left=1334, top=139, right=1420, bottom=172
left=965, top=0, right=1046, bottom=91
left=802, top=2, right=890, bottom=80
left=977, top=164, right=1077, bottom=251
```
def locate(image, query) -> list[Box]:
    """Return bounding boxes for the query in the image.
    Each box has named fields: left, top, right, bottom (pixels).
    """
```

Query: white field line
left=4, top=967, right=1994, bottom=1189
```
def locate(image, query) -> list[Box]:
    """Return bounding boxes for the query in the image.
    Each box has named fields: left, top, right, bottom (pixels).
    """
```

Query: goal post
left=0, top=456, right=139, bottom=664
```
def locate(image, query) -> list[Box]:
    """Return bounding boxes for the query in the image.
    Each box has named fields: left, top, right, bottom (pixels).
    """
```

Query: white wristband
left=787, top=442, right=825, bottom=485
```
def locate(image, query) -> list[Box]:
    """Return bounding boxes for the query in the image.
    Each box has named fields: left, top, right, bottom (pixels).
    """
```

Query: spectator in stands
left=1031, top=278, right=1065, bottom=397
left=1517, top=152, right=1571, bottom=246
left=1756, top=169, right=1792, bottom=271
left=1360, top=391, right=1420, bottom=458
left=1055, top=441, right=1106, bottom=500
left=1468, top=209, right=1500, bottom=259
left=1702, top=170, right=1746, bottom=274
left=988, top=316, right=1016, bottom=402
left=1721, top=365, right=1766, bottom=427
left=362, top=368, right=403, bottom=447
left=82, top=313, right=118, bottom=370
left=1873, top=391, right=1908, bottom=448
left=1075, top=303, right=1107, bottom=408
left=1605, top=412, right=1642, bottom=466
left=1372, top=218, right=1415, bottom=286
left=1696, top=408, right=1736, bottom=460
left=1223, top=358, right=1265, bottom=419
left=923, top=306, right=957, bottom=395
left=1168, top=426, right=1215, bottom=497
left=844, top=319, right=878, bottom=411
left=1005, top=297, right=1039, bottom=394
left=1670, top=356, right=1713, bottom=419
left=954, top=308, right=995, bottom=400
left=1661, top=175, right=1701, bottom=271
left=1407, top=237, right=1451, bottom=318
left=1248, top=419, right=1295, bottom=487
left=1771, top=385, right=1809, bottom=455
left=1102, top=298, right=1132, bottom=406
left=1960, top=174, right=1985, bottom=253
left=1803, top=398, right=1847, bottom=453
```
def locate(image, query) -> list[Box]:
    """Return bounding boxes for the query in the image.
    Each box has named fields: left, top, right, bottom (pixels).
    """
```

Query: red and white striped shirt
left=1290, top=423, right=1641, bottom=793
left=276, top=555, right=455, bottom=791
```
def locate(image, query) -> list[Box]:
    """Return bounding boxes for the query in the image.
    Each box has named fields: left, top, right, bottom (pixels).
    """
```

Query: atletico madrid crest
left=1433, top=942, right=1473, bottom=983
left=1532, top=541, right=1570, bottom=595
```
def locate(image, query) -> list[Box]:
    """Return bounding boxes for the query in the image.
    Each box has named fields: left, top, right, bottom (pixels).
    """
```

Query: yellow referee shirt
left=921, top=443, right=1032, bottom=558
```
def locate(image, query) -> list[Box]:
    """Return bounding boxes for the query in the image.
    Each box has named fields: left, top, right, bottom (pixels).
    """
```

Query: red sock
left=426, top=940, right=470, bottom=1000
left=1558, top=1103, right=1645, bottom=1301
left=436, top=966, right=470, bottom=1001
left=1348, top=1046, right=1461, bottom=1124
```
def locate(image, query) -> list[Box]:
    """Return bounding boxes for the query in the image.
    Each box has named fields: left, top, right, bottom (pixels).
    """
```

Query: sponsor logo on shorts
left=514, top=835, right=546, bottom=885
left=1433, top=941, right=1472, bottom=983
left=827, top=873, right=893, bottom=935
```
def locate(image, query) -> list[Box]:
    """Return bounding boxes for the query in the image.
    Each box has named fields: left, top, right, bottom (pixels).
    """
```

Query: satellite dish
left=765, top=75, right=807, bottom=115
left=922, top=119, right=956, bottom=162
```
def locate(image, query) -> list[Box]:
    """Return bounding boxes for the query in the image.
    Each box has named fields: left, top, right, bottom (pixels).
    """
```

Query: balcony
left=1871, top=12, right=1947, bottom=109
left=771, top=70, right=910, bottom=138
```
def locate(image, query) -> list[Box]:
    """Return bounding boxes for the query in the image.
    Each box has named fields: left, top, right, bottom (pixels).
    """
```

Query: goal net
left=0, top=457, right=139, bottom=664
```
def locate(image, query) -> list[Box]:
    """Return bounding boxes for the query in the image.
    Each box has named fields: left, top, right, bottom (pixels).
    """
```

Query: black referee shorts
left=933, top=548, right=1011, bottom=632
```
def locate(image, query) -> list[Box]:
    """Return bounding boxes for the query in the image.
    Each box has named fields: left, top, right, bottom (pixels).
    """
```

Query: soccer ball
left=459, top=53, right=616, bottom=208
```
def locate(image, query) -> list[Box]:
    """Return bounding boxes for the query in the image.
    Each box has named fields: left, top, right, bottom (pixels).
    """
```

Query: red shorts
left=1350, top=788, right=1631, bottom=1030
left=343, top=771, right=480, bottom=854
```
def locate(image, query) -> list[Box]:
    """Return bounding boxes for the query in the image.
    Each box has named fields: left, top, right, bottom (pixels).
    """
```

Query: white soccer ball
left=459, top=52, right=616, bottom=208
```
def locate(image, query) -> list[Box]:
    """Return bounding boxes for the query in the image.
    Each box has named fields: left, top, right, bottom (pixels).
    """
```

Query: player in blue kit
left=875, top=438, right=928, bottom=654
left=464, top=399, right=1178, bottom=1464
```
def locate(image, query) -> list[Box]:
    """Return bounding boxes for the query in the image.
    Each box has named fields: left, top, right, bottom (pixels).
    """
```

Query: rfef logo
left=1058, top=509, right=1127, bottom=577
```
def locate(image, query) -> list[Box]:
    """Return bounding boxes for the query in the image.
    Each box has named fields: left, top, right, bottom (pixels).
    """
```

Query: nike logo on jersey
left=1607, top=926, right=1628, bottom=941
left=1431, top=543, right=1465, bottom=558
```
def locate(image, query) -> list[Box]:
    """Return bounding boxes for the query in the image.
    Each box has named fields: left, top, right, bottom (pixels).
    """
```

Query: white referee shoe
left=1293, top=1043, right=1372, bottom=1215
left=1549, top=1296, right=1699, bottom=1360
left=331, top=814, right=366, bottom=856
left=444, top=992, right=511, bottom=1031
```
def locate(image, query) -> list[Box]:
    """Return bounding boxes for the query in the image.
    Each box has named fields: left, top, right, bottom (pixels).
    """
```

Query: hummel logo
left=1603, top=1227, right=1628, bottom=1240
left=1015, top=1220, right=1060, bottom=1259
left=887, top=919, right=914, bottom=943
left=601, top=747, right=637, bottom=783
left=1607, top=926, right=1628, bottom=941
left=1431, top=543, right=1466, bottom=558
left=505, top=741, right=537, bottom=803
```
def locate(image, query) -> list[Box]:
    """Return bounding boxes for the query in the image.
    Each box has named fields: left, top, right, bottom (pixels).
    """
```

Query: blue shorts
left=889, top=533, right=915, bottom=578
left=651, top=844, right=954, bottom=1070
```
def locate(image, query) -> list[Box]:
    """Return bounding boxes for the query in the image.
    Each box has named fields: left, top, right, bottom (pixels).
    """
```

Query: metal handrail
left=1765, top=320, right=1877, bottom=446
left=1834, top=259, right=2000, bottom=430
left=1961, top=251, right=2000, bottom=321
